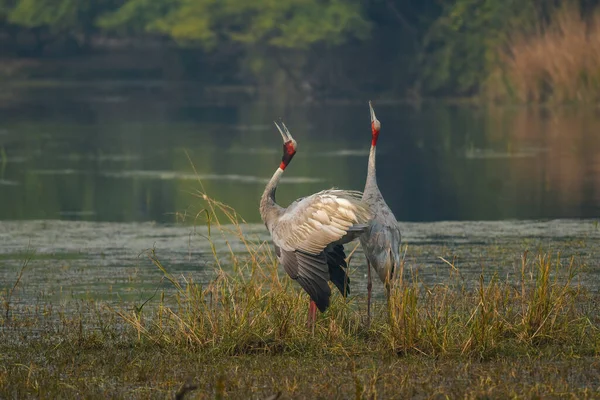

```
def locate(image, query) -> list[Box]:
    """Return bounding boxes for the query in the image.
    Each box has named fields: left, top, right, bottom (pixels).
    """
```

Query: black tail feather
left=326, top=244, right=350, bottom=297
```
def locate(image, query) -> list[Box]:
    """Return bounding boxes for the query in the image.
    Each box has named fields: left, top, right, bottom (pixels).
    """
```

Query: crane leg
left=367, top=260, right=372, bottom=328
left=385, top=274, right=392, bottom=315
left=307, top=300, right=317, bottom=333
left=385, top=267, right=392, bottom=301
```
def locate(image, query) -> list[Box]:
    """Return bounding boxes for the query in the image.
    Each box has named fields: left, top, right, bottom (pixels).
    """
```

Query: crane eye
left=283, top=141, right=296, bottom=155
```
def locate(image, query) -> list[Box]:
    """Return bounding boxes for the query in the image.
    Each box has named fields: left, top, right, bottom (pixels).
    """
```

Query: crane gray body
left=360, top=101, right=402, bottom=309
left=360, top=145, right=402, bottom=284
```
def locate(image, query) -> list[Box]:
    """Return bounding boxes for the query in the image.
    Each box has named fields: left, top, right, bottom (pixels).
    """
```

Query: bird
left=360, top=101, right=402, bottom=325
left=260, top=121, right=372, bottom=328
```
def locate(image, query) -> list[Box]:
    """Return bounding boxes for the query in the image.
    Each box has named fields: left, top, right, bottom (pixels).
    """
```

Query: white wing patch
left=272, top=190, right=371, bottom=255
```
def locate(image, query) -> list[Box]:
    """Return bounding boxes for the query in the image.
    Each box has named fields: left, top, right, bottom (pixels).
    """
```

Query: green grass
left=2, top=341, right=599, bottom=398
left=1, top=192, right=599, bottom=398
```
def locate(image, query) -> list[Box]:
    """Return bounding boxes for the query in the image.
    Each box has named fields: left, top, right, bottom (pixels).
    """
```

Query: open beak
left=274, top=121, right=294, bottom=143
left=369, top=101, right=377, bottom=123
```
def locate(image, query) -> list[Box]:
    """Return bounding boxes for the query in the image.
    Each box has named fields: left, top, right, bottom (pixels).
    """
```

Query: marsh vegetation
left=2, top=193, right=599, bottom=398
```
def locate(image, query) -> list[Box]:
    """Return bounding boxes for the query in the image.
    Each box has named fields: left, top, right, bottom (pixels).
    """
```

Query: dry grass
left=490, top=3, right=600, bottom=103
left=111, top=191, right=600, bottom=360
left=113, top=190, right=367, bottom=355
left=1, top=190, right=600, bottom=397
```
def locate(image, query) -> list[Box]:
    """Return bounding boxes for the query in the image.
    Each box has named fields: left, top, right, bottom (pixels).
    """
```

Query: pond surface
left=1, top=83, right=599, bottom=305
left=1, top=84, right=599, bottom=223
left=0, top=219, right=598, bottom=308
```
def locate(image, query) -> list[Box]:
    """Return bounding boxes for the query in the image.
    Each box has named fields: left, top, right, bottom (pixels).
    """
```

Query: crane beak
left=274, top=121, right=294, bottom=143
left=369, top=101, right=377, bottom=123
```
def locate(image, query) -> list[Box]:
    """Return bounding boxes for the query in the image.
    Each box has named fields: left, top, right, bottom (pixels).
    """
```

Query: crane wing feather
left=279, top=248, right=331, bottom=312
left=360, top=219, right=402, bottom=284
left=326, top=244, right=350, bottom=297
left=272, top=190, right=371, bottom=255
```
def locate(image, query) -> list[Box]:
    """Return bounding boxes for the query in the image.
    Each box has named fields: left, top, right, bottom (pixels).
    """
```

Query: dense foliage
left=1, top=0, right=600, bottom=100
left=98, top=0, right=370, bottom=49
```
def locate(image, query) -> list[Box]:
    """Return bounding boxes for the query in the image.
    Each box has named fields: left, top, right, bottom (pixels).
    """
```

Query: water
left=2, top=85, right=599, bottom=223
left=1, top=83, right=599, bottom=305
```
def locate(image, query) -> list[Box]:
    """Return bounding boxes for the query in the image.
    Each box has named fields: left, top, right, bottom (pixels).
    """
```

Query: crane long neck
left=364, top=144, right=378, bottom=192
left=260, top=167, right=284, bottom=229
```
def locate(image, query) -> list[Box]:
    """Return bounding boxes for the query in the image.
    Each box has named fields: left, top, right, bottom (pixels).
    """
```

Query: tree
left=5, top=0, right=119, bottom=54
left=99, top=0, right=370, bottom=50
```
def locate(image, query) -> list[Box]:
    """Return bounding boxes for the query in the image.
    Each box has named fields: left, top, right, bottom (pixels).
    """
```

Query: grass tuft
left=113, top=192, right=600, bottom=360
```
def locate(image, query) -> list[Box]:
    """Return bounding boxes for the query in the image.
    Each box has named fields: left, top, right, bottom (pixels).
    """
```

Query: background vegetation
left=1, top=0, right=600, bottom=102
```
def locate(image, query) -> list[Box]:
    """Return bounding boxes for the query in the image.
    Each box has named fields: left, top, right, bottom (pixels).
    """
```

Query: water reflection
left=0, top=85, right=599, bottom=223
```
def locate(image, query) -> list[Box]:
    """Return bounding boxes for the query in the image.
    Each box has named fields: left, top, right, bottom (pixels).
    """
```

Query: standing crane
left=260, top=121, right=372, bottom=328
left=360, top=101, right=402, bottom=325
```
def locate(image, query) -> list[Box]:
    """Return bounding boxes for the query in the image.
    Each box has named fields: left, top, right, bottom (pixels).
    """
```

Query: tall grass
left=114, top=191, right=600, bottom=359
left=1, top=248, right=34, bottom=324
left=115, top=189, right=367, bottom=355
left=491, top=3, right=600, bottom=103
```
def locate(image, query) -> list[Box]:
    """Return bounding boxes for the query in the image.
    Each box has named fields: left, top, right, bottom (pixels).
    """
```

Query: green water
left=1, top=83, right=599, bottom=305
left=1, top=84, right=599, bottom=223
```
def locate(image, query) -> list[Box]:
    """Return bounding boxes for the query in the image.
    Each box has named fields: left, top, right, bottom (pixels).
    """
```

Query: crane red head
left=369, top=101, right=381, bottom=146
left=274, top=121, right=297, bottom=170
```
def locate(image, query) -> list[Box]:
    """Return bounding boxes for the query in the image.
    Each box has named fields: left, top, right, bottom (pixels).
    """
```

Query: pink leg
left=307, top=300, right=317, bottom=331
left=367, top=260, right=372, bottom=327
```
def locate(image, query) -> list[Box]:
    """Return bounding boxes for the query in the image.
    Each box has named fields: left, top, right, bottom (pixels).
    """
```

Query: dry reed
left=491, top=3, right=600, bottom=103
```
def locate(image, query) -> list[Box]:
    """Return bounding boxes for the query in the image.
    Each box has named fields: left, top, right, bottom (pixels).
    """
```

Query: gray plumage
left=360, top=102, right=402, bottom=287
left=260, top=122, right=372, bottom=312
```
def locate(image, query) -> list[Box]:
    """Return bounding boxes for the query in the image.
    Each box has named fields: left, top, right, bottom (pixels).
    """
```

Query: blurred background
left=1, top=0, right=599, bottom=223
